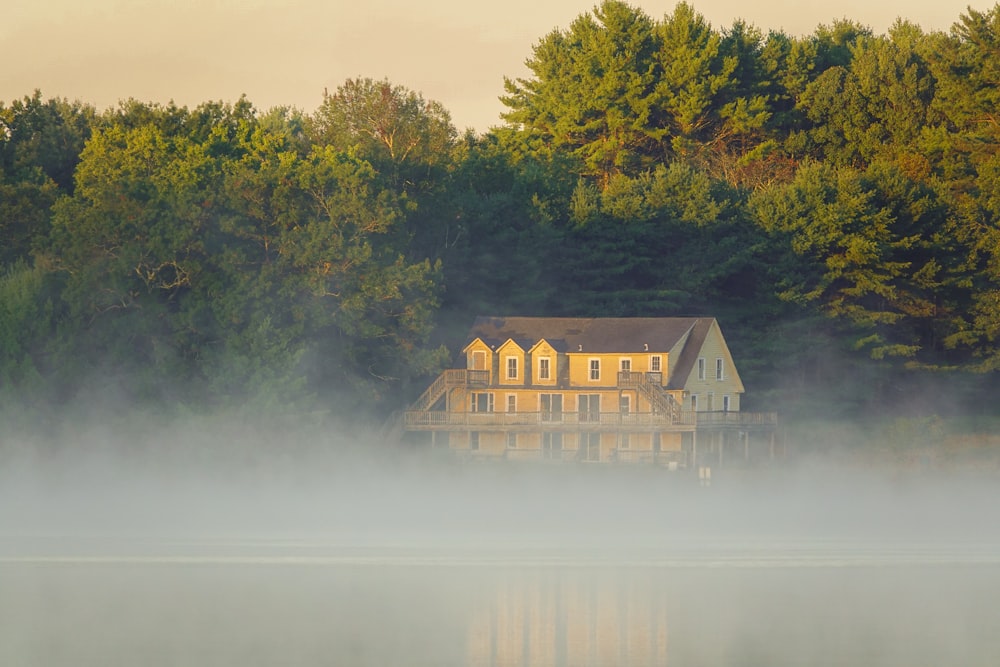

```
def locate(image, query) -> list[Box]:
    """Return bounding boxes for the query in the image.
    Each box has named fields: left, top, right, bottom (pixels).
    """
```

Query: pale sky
left=1, top=0, right=990, bottom=133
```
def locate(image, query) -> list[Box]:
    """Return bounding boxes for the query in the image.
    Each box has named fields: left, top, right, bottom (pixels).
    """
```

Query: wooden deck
left=404, top=409, right=777, bottom=432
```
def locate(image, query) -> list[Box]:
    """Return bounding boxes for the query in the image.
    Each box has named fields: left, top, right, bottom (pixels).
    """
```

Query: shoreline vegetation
left=3, top=2, right=1000, bottom=459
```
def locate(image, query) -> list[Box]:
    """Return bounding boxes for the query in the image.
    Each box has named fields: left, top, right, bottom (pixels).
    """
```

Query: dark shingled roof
left=465, top=316, right=738, bottom=392
left=664, top=317, right=714, bottom=390
left=466, top=316, right=710, bottom=354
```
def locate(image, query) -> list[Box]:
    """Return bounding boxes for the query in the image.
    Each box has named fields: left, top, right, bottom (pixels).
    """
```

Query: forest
left=2, top=1, right=1000, bottom=435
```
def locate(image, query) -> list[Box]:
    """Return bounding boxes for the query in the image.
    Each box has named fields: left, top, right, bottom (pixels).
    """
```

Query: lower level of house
left=408, top=426, right=780, bottom=469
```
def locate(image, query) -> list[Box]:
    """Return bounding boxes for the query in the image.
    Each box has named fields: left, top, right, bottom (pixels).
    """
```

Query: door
left=541, top=393, right=563, bottom=422
left=580, top=394, right=600, bottom=423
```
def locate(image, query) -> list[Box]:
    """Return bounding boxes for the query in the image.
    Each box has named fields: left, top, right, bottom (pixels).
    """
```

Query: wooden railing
left=617, top=370, right=663, bottom=387
left=404, top=410, right=697, bottom=429
left=619, top=371, right=680, bottom=420
left=694, top=411, right=778, bottom=427
left=409, top=369, right=490, bottom=412
left=405, top=408, right=776, bottom=430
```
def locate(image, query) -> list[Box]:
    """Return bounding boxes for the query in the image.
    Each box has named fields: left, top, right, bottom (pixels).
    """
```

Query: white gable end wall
left=682, top=321, right=744, bottom=411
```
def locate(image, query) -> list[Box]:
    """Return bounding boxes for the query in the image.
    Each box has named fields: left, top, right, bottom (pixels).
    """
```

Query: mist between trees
left=3, top=2, right=1000, bottom=449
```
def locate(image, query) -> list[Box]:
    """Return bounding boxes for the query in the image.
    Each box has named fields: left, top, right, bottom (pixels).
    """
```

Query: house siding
left=407, top=317, right=775, bottom=467
left=680, top=321, right=743, bottom=412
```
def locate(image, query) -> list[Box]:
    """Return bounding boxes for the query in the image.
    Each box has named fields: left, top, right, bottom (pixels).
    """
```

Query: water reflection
left=2, top=553, right=1000, bottom=666
left=466, top=570, right=667, bottom=667
left=464, top=561, right=1000, bottom=667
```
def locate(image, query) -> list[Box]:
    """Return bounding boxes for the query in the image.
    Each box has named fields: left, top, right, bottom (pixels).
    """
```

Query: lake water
left=2, top=541, right=999, bottom=666
left=3, top=451, right=1000, bottom=666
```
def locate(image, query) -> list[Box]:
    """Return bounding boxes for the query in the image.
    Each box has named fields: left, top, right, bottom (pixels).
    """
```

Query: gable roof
left=664, top=317, right=713, bottom=390
left=467, top=316, right=710, bottom=355
left=465, top=316, right=741, bottom=393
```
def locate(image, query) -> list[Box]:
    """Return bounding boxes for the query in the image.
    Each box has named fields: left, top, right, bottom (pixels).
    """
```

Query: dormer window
left=506, top=356, right=518, bottom=380
left=538, top=357, right=551, bottom=380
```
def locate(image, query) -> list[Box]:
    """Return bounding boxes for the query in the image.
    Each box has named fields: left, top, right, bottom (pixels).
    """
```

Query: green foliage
left=799, top=30, right=936, bottom=167
left=0, top=261, right=54, bottom=392
left=0, top=91, right=96, bottom=264
left=502, top=0, right=662, bottom=183
left=310, top=78, right=457, bottom=191
left=8, top=3, right=1000, bottom=424
left=24, top=96, right=446, bottom=416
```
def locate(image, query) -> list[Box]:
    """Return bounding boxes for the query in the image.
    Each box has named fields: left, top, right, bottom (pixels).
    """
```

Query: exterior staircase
left=620, top=371, right=682, bottom=423
left=409, top=369, right=489, bottom=412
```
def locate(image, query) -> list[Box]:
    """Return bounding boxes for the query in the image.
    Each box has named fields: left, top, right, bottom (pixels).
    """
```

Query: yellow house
left=404, top=317, right=777, bottom=467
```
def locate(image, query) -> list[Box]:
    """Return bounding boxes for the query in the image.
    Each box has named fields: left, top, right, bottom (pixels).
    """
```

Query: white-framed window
left=579, top=394, right=601, bottom=422
left=471, top=350, right=486, bottom=370
left=506, top=356, right=518, bottom=380
left=589, top=358, right=600, bottom=381
left=538, top=357, right=551, bottom=380
left=619, top=358, right=631, bottom=372
left=506, top=432, right=517, bottom=449
left=650, top=355, right=661, bottom=373
left=707, top=392, right=715, bottom=411
left=541, top=393, right=563, bottom=422
left=472, top=392, right=494, bottom=413
left=618, top=433, right=630, bottom=450
left=690, top=394, right=698, bottom=411
left=619, top=394, right=631, bottom=415
left=506, top=394, right=517, bottom=413
left=722, top=395, right=731, bottom=412
left=469, top=432, right=479, bottom=450
left=716, top=358, right=724, bottom=380
left=698, top=358, right=706, bottom=380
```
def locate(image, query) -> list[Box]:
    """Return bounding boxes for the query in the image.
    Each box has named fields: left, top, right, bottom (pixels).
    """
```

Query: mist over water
left=2, top=419, right=1000, bottom=666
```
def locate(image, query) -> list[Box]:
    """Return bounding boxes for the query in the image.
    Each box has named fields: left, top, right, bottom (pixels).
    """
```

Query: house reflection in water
left=465, top=571, right=668, bottom=667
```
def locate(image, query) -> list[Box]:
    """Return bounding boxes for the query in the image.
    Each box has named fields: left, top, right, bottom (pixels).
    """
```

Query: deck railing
left=694, top=411, right=778, bottom=426
left=405, top=409, right=776, bottom=430
left=404, top=410, right=697, bottom=428
left=409, top=369, right=490, bottom=412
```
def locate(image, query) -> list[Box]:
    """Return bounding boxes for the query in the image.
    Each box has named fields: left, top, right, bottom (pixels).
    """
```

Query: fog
left=2, top=417, right=999, bottom=666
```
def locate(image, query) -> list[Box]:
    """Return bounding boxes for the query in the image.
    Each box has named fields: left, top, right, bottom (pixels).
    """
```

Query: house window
left=619, top=394, right=631, bottom=415
left=619, top=358, right=631, bottom=372
left=541, top=393, right=563, bottom=422
left=690, top=394, right=698, bottom=411
left=506, top=394, right=517, bottom=413
left=583, top=433, right=601, bottom=462
left=506, top=432, right=517, bottom=449
left=589, top=359, right=600, bottom=381
left=618, top=433, right=630, bottom=450
left=716, top=358, right=724, bottom=380
left=471, top=350, right=486, bottom=371
left=580, top=394, right=601, bottom=422
left=650, top=355, right=661, bottom=373
left=706, top=392, right=715, bottom=411
left=538, top=357, right=551, bottom=381
left=469, top=432, right=479, bottom=450
left=723, top=395, right=731, bottom=412
left=698, top=358, right=706, bottom=380
left=472, top=392, right=494, bottom=413
left=506, top=356, right=518, bottom=380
